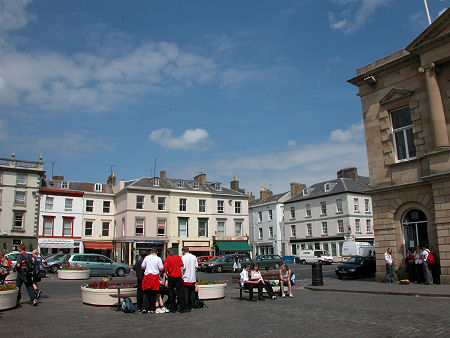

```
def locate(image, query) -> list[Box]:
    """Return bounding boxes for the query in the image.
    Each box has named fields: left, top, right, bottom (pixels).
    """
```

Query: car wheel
left=274, top=263, right=280, bottom=269
left=302, top=260, right=306, bottom=265
left=50, top=265, right=59, bottom=273
left=215, top=266, right=223, bottom=273
left=116, top=268, right=126, bottom=277
left=337, top=273, right=342, bottom=279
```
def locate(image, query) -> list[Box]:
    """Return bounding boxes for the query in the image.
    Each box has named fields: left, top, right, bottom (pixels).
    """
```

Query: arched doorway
left=402, top=209, right=429, bottom=254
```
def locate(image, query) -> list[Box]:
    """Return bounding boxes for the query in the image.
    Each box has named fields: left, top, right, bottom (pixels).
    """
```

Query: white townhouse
left=283, top=167, right=374, bottom=260
left=249, top=188, right=291, bottom=257
left=38, top=178, right=84, bottom=255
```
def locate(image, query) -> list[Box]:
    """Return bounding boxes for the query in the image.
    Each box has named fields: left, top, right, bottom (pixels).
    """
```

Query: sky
left=0, top=0, right=448, bottom=196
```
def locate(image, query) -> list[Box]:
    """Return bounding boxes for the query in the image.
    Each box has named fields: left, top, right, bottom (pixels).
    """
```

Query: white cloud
left=0, top=0, right=35, bottom=32
left=329, top=121, right=364, bottom=142
left=328, top=0, right=391, bottom=34
left=149, top=128, right=213, bottom=151
left=287, top=140, right=297, bottom=147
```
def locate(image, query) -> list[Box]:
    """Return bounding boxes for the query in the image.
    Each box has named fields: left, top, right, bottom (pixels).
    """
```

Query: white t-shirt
left=384, top=252, right=392, bottom=265
left=182, top=252, right=198, bottom=283
left=141, top=254, right=163, bottom=275
left=422, top=249, right=429, bottom=262
left=240, top=269, right=249, bottom=287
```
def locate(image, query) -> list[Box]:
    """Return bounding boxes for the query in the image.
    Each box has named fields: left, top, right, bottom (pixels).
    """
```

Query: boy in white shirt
left=240, top=264, right=263, bottom=301
left=181, top=247, right=198, bottom=312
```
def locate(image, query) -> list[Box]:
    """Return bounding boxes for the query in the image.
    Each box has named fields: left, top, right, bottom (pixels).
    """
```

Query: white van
left=298, top=250, right=333, bottom=264
left=341, top=242, right=374, bottom=259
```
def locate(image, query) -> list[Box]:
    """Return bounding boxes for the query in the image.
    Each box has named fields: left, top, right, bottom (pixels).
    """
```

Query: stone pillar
left=419, top=63, right=450, bottom=149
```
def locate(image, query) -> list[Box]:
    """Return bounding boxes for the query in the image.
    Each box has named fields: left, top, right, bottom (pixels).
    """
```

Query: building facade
left=348, top=9, right=450, bottom=283
left=0, top=153, right=44, bottom=252
left=283, top=168, right=374, bottom=261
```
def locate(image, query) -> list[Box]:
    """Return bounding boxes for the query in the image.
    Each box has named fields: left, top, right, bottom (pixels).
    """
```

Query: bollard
left=311, top=263, right=323, bottom=286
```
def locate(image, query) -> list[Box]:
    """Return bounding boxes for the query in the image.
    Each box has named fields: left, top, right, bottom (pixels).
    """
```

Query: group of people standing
left=132, top=246, right=198, bottom=314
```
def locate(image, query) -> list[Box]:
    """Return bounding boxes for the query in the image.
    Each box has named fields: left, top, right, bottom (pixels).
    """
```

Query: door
left=402, top=209, right=428, bottom=255
left=94, top=255, right=115, bottom=275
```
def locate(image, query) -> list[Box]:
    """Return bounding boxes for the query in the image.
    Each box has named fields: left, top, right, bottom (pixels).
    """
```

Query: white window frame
left=290, top=207, right=295, bottom=219
left=198, top=219, right=208, bottom=237
left=268, top=209, right=273, bottom=221
left=320, top=201, right=327, bottom=215
left=63, top=218, right=73, bottom=236
left=306, top=204, right=311, bottom=218
left=258, top=211, right=263, bottom=222
left=86, top=200, right=94, bottom=212
left=355, top=219, right=361, bottom=233
left=234, top=221, right=242, bottom=236
left=258, top=228, right=263, bottom=239
left=336, top=199, right=343, bottom=213
left=43, top=217, right=53, bottom=236
left=217, top=220, right=225, bottom=236
left=94, top=183, right=102, bottom=192
left=307, top=223, right=312, bottom=236
left=192, top=181, right=199, bottom=189
left=45, top=196, right=53, bottom=210
left=235, top=201, right=241, bottom=214
left=135, top=218, right=144, bottom=236
left=158, top=197, right=166, bottom=211
left=366, top=219, right=372, bottom=233
left=136, top=195, right=144, bottom=209
left=337, top=219, right=344, bottom=233
left=15, top=191, right=26, bottom=206
left=157, top=219, right=166, bottom=236
left=178, top=218, right=188, bottom=237
left=354, top=198, right=360, bottom=213
left=269, top=226, right=274, bottom=238
left=365, top=199, right=370, bottom=213
left=217, top=200, right=224, bottom=213
left=390, top=106, right=416, bottom=162
left=102, top=221, right=110, bottom=237
left=322, top=222, right=328, bottom=235
left=179, top=198, right=187, bottom=212
left=65, top=198, right=73, bottom=212
left=61, top=181, right=69, bottom=189
left=291, top=224, right=296, bottom=237
left=17, top=174, right=26, bottom=186
left=103, top=201, right=110, bottom=213
left=13, top=211, right=25, bottom=228
left=199, top=199, right=206, bottom=213
left=153, top=178, right=160, bottom=187
left=85, top=221, right=93, bottom=236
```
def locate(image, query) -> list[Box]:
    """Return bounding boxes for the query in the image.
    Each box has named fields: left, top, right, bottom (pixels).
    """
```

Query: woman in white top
left=279, top=264, right=293, bottom=298
left=384, top=248, right=394, bottom=283
left=250, top=264, right=276, bottom=300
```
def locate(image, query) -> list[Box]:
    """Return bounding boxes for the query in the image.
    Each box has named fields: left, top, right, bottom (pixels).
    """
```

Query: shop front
left=38, top=238, right=82, bottom=255
left=181, top=240, right=212, bottom=257
left=214, top=236, right=251, bottom=256
left=83, top=241, right=114, bottom=258
left=114, top=238, right=168, bottom=265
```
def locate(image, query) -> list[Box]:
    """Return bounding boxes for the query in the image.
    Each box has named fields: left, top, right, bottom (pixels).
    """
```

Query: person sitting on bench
left=250, top=264, right=277, bottom=300
left=240, top=264, right=263, bottom=301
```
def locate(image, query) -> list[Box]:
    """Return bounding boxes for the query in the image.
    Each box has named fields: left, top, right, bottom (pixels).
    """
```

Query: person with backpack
left=32, top=249, right=45, bottom=299
left=421, top=245, right=434, bottom=285
left=0, top=250, right=13, bottom=284
left=16, top=243, right=38, bottom=306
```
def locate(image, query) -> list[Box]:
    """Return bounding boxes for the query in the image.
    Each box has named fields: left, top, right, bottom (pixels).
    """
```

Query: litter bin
left=311, top=263, right=323, bottom=286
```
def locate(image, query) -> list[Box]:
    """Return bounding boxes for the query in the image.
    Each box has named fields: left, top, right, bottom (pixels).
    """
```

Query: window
left=324, top=183, right=331, bottom=192
left=153, top=178, right=160, bottom=186
left=158, top=197, right=166, bottom=211
left=354, top=198, right=360, bottom=213
left=291, top=225, right=296, bottom=237
left=198, top=219, right=208, bottom=237
left=321, top=202, right=327, bottom=215
left=336, top=199, right=343, bottom=213
left=192, top=181, right=199, bottom=189
left=94, top=183, right=102, bottom=192
left=17, top=174, right=26, bottom=185
left=214, top=183, right=221, bottom=190
left=338, top=220, right=344, bottom=233
left=177, top=181, right=184, bottom=188
left=366, top=219, right=372, bottom=233
left=13, top=211, right=25, bottom=228
left=269, top=227, right=274, bottom=238
left=234, top=221, right=242, bottom=236
left=61, top=181, right=69, bottom=189
left=322, top=222, right=328, bottom=235
left=365, top=199, right=370, bottom=213
left=15, top=191, right=26, bottom=205
left=391, top=106, right=416, bottom=161
left=306, top=204, right=311, bottom=218
left=199, top=200, right=206, bottom=213
left=86, top=200, right=93, bottom=212
left=235, top=201, right=241, bottom=213
left=136, top=196, right=144, bottom=209
left=303, top=188, right=308, bottom=196
left=157, top=219, right=166, bottom=236
left=43, top=217, right=54, bottom=236
left=307, top=223, right=312, bottom=236
left=217, top=221, right=225, bottom=236
left=258, top=228, right=263, bottom=239
left=268, top=209, right=273, bottom=221
left=178, top=218, right=188, bottom=237
left=102, top=221, right=110, bottom=236
left=85, top=221, right=93, bottom=236
left=355, top=219, right=361, bottom=233
left=135, top=218, right=144, bottom=236
left=65, top=198, right=73, bottom=212
left=258, top=211, right=263, bottom=222
left=44, top=196, right=53, bottom=210
left=101, top=201, right=110, bottom=213
left=290, top=207, right=295, bottom=219
left=63, top=218, right=73, bottom=236
left=179, top=198, right=187, bottom=211
left=217, top=200, right=224, bottom=213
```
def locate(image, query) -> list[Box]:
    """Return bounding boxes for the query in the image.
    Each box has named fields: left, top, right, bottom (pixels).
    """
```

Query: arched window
left=402, top=209, right=428, bottom=254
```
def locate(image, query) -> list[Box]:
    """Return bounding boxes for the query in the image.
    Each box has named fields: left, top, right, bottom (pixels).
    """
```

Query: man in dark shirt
left=163, top=247, right=184, bottom=312
left=16, top=243, right=38, bottom=306
left=132, top=250, right=147, bottom=311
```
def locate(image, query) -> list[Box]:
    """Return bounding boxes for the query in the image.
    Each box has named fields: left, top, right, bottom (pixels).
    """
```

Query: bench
left=231, top=275, right=289, bottom=300
left=106, top=281, right=137, bottom=310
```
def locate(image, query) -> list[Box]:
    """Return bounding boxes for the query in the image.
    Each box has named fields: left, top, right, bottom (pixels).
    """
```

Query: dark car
left=197, top=256, right=213, bottom=271
left=205, top=254, right=252, bottom=273
left=253, top=255, right=284, bottom=270
left=45, top=253, right=66, bottom=273
left=335, top=256, right=376, bottom=279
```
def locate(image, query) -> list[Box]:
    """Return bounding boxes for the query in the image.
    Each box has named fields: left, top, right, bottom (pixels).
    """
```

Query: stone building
left=348, top=9, right=450, bottom=283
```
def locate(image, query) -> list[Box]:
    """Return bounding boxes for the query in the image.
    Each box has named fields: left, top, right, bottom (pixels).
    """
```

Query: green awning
left=216, top=241, right=251, bottom=252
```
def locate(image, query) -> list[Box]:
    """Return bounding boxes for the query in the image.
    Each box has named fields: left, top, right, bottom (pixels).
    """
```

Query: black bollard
left=311, top=263, right=323, bottom=286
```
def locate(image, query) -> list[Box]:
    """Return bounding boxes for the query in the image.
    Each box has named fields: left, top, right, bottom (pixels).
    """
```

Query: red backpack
left=427, top=251, right=435, bottom=264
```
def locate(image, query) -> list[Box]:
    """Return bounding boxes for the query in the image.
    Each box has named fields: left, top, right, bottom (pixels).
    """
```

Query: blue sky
left=0, top=0, right=448, bottom=195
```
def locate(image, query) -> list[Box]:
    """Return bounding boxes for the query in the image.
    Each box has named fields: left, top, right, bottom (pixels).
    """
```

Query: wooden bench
left=106, top=281, right=137, bottom=310
left=231, top=275, right=289, bottom=300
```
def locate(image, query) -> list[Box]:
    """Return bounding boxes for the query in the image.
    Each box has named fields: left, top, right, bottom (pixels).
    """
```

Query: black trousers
left=182, top=284, right=196, bottom=310
left=136, top=278, right=143, bottom=310
left=244, top=281, right=263, bottom=299
left=16, top=275, right=36, bottom=302
left=142, top=289, right=157, bottom=312
left=168, top=276, right=183, bottom=311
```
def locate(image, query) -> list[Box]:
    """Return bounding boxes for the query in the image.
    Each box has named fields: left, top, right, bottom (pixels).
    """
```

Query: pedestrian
left=0, top=250, right=12, bottom=284
left=429, top=246, right=439, bottom=284
left=279, top=264, right=293, bottom=298
left=414, top=246, right=424, bottom=284
left=155, top=271, right=169, bottom=313
left=181, top=247, right=198, bottom=312
left=131, top=249, right=146, bottom=312
left=233, top=252, right=241, bottom=272
left=141, top=247, right=163, bottom=314
left=163, top=247, right=184, bottom=313
left=421, top=245, right=433, bottom=285
left=16, top=243, right=38, bottom=306
left=240, top=264, right=262, bottom=302
left=384, top=248, right=394, bottom=283
left=405, top=249, right=415, bottom=283
left=31, top=249, right=45, bottom=299
left=250, top=264, right=277, bottom=300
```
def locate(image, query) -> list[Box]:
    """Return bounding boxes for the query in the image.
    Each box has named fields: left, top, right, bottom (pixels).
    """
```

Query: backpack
left=19, top=253, right=35, bottom=279
left=192, top=298, right=205, bottom=309
left=121, top=297, right=135, bottom=313
left=426, top=252, right=435, bottom=264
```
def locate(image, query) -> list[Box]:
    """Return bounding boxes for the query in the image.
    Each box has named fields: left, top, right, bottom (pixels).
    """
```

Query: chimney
left=260, top=187, right=273, bottom=201
left=194, top=172, right=206, bottom=185
left=248, top=193, right=255, bottom=202
left=107, top=173, right=116, bottom=185
left=290, top=182, right=306, bottom=197
left=53, top=176, right=64, bottom=181
left=160, top=170, right=167, bottom=182
left=230, top=176, right=240, bottom=191
left=337, top=167, right=358, bottom=180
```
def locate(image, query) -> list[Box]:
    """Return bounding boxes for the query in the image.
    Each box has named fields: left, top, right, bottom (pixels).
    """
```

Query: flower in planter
left=86, top=281, right=109, bottom=289
left=196, top=280, right=226, bottom=285
left=60, top=263, right=88, bottom=271
left=0, top=283, right=16, bottom=291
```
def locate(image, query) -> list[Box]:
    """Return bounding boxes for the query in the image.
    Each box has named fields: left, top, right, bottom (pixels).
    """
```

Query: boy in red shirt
left=163, top=248, right=184, bottom=313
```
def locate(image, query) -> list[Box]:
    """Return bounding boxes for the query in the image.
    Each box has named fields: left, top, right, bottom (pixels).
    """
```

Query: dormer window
left=94, top=183, right=102, bottom=192
left=303, top=188, right=308, bottom=196
left=214, top=183, right=222, bottom=191
left=153, top=178, right=160, bottom=187
left=177, top=181, right=184, bottom=188
left=192, top=181, right=199, bottom=189
left=324, top=183, right=331, bottom=192
left=61, top=181, right=69, bottom=189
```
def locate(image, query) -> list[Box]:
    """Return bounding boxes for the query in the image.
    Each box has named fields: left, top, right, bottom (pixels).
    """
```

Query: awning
left=188, top=246, right=213, bottom=252
left=83, top=241, right=114, bottom=250
left=215, top=241, right=251, bottom=252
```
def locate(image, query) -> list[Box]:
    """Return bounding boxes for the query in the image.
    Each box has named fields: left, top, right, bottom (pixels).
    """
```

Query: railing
left=0, top=158, right=43, bottom=168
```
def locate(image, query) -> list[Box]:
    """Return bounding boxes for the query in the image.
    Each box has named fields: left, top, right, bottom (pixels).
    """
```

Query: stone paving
left=1, top=268, right=450, bottom=337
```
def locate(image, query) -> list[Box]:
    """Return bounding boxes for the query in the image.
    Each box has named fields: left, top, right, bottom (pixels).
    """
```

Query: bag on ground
left=291, top=273, right=296, bottom=286
left=121, top=297, right=135, bottom=313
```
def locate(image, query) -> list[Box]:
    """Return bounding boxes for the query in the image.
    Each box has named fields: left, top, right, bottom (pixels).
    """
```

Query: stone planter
left=81, top=285, right=137, bottom=306
left=0, top=288, right=19, bottom=311
left=58, top=269, right=90, bottom=280
left=197, top=283, right=227, bottom=300
left=6, top=271, right=17, bottom=282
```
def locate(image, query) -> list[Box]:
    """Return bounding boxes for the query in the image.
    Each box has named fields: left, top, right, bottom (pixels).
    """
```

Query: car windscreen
left=345, top=257, right=364, bottom=265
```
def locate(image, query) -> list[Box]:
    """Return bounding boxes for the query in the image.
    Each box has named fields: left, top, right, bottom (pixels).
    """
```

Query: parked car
left=298, top=250, right=333, bottom=264
left=197, top=256, right=213, bottom=271
left=199, top=256, right=222, bottom=271
left=60, top=253, right=130, bottom=276
left=6, top=252, right=48, bottom=270
left=45, top=253, right=66, bottom=273
left=253, top=255, right=284, bottom=270
left=335, top=256, right=376, bottom=279
left=205, top=254, right=252, bottom=273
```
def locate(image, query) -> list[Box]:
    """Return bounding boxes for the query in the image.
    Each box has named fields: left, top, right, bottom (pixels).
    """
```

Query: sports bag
left=426, top=252, right=435, bottom=264
left=121, top=297, right=135, bottom=313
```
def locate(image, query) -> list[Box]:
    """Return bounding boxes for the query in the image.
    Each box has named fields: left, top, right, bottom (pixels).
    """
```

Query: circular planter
left=197, top=283, right=227, bottom=300
left=58, top=269, right=90, bottom=280
left=6, top=271, right=17, bottom=282
left=0, top=288, right=19, bottom=311
left=81, top=285, right=137, bottom=306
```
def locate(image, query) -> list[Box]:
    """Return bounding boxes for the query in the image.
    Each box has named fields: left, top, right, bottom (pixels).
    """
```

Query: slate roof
left=285, top=176, right=370, bottom=204
left=249, top=191, right=290, bottom=207
left=41, top=179, right=114, bottom=194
